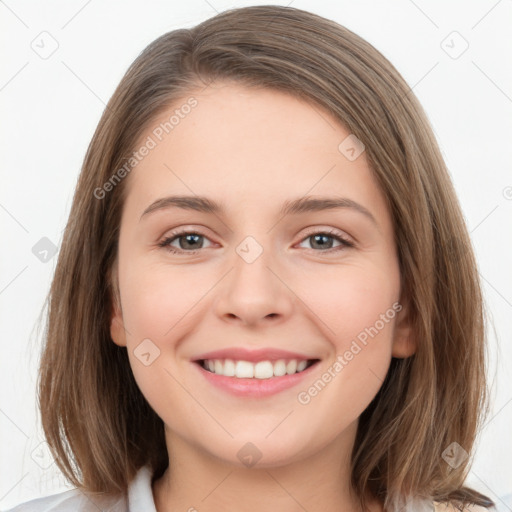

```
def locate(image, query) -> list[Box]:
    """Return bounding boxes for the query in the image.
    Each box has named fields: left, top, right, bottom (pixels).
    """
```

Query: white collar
left=127, top=465, right=157, bottom=512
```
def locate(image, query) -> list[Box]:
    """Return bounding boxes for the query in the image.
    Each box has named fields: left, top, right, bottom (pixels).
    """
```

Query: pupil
left=312, top=234, right=332, bottom=250
left=181, top=234, right=202, bottom=249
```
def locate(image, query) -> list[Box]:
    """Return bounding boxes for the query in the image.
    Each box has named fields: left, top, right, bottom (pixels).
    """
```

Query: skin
left=110, top=81, right=416, bottom=512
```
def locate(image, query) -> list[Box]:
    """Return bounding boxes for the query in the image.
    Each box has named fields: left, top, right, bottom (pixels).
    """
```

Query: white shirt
left=3, top=465, right=156, bottom=512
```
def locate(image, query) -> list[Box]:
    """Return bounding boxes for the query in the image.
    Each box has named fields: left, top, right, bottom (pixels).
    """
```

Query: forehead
left=122, top=82, right=389, bottom=227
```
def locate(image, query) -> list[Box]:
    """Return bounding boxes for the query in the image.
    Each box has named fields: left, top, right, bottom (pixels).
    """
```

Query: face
left=110, top=81, right=414, bottom=468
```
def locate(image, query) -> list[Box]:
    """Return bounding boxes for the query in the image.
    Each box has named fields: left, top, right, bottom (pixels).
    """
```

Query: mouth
left=195, top=358, right=320, bottom=379
left=192, top=358, right=322, bottom=398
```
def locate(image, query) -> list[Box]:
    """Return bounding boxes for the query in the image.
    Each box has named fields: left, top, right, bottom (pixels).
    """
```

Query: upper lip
left=192, top=347, right=319, bottom=363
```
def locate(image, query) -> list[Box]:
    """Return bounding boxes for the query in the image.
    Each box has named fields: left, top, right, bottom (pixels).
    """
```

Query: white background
left=1, top=0, right=511, bottom=509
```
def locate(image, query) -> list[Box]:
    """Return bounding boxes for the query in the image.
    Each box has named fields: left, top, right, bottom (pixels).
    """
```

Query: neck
left=152, top=422, right=383, bottom=512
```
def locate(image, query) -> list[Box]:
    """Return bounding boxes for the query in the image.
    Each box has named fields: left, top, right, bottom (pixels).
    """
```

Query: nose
left=213, top=245, right=293, bottom=327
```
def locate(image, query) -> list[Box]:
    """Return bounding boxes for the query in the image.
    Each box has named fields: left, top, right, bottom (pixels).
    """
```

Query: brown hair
left=38, top=5, right=494, bottom=511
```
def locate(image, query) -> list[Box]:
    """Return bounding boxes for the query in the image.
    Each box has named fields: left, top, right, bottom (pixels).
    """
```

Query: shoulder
left=3, top=487, right=127, bottom=512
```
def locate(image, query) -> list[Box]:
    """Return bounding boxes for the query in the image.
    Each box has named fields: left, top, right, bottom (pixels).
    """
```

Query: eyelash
left=157, top=227, right=355, bottom=256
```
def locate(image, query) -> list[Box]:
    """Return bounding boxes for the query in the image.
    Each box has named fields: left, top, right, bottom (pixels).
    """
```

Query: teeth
left=201, top=358, right=314, bottom=379
left=297, top=360, right=307, bottom=372
left=223, top=359, right=235, bottom=376
left=236, top=360, right=254, bottom=378
left=287, top=359, right=297, bottom=374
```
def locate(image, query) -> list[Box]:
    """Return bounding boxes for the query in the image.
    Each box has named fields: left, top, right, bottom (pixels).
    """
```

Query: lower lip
left=193, top=360, right=320, bottom=398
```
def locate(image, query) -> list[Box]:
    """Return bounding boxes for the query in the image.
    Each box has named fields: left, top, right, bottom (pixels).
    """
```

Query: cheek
left=120, top=260, right=207, bottom=340
left=293, top=275, right=398, bottom=431
left=118, top=261, right=204, bottom=412
left=293, top=263, right=399, bottom=393
left=117, top=261, right=219, bottom=398
left=296, top=261, right=400, bottom=342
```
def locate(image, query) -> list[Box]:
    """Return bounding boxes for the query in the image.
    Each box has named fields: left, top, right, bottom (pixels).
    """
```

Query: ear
left=110, top=303, right=127, bottom=347
left=109, top=262, right=127, bottom=347
left=391, top=300, right=416, bottom=358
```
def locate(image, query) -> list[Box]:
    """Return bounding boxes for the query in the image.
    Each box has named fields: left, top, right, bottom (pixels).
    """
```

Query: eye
left=297, top=228, right=354, bottom=253
left=158, top=229, right=213, bottom=255
left=158, top=227, right=354, bottom=256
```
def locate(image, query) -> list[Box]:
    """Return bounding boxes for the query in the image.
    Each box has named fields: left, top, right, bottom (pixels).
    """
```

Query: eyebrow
left=140, top=195, right=379, bottom=227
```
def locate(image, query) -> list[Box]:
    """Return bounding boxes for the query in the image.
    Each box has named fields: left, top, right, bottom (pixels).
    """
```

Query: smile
left=193, top=358, right=321, bottom=398
left=199, top=358, right=317, bottom=378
